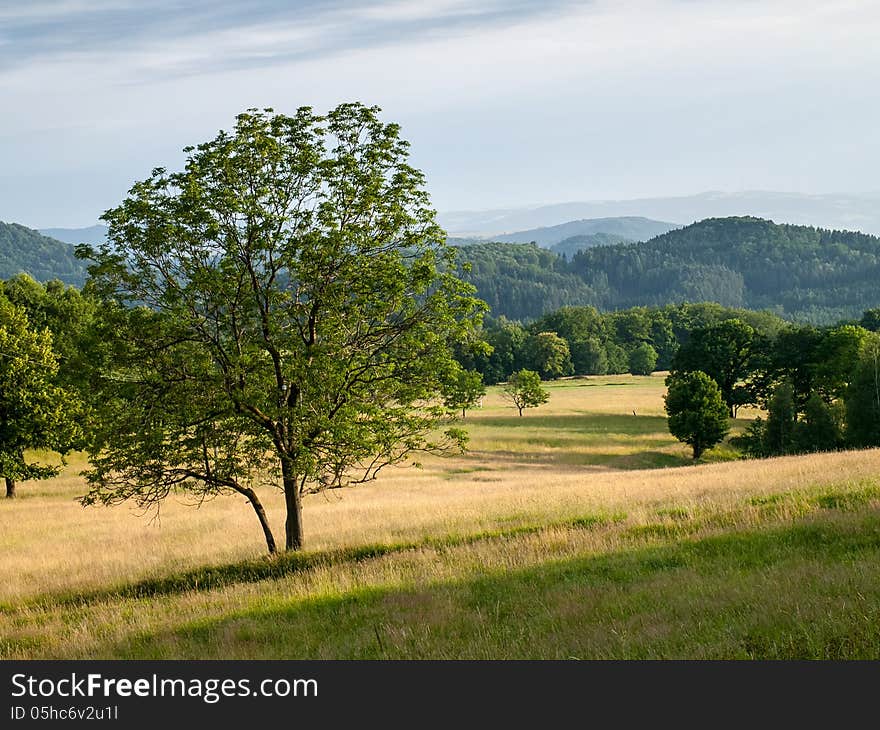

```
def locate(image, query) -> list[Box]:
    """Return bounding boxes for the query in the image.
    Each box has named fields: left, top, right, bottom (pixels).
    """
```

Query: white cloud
left=1, top=0, right=879, bottom=224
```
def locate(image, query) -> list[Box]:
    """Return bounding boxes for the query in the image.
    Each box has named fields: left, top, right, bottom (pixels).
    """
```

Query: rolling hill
left=439, top=191, right=880, bottom=237
left=492, top=216, right=678, bottom=246
left=457, top=216, right=880, bottom=323
left=5, top=216, right=880, bottom=326
left=0, top=222, right=86, bottom=286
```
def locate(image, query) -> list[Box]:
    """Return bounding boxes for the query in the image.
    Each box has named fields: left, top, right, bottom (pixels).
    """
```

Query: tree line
left=453, top=302, right=789, bottom=384
left=663, top=316, right=880, bottom=459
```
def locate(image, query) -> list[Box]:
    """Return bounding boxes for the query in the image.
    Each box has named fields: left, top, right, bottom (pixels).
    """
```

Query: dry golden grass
left=3, top=468, right=880, bottom=659
left=3, top=373, right=880, bottom=660
left=1, top=373, right=876, bottom=612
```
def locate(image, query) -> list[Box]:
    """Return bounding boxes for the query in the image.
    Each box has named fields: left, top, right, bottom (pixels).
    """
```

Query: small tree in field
left=443, top=369, right=486, bottom=418
left=0, top=298, right=81, bottom=497
left=78, top=103, right=485, bottom=553
left=664, top=370, right=729, bottom=460
left=502, top=369, right=549, bottom=416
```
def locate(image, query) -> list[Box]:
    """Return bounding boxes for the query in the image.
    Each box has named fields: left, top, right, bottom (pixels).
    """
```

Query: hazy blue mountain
left=494, top=217, right=675, bottom=246
left=39, top=224, right=108, bottom=246
left=0, top=222, right=86, bottom=285
left=439, top=191, right=880, bottom=237
left=550, top=232, right=634, bottom=258
left=446, top=236, right=483, bottom=247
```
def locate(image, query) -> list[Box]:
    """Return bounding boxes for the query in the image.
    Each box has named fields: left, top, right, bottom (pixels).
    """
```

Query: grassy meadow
left=3, top=373, right=880, bottom=659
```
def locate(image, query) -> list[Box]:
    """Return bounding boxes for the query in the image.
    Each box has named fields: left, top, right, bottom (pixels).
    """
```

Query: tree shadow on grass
left=12, top=513, right=624, bottom=612
left=105, top=511, right=880, bottom=659
left=460, top=412, right=686, bottom=470
left=462, top=448, right=690, bottom=471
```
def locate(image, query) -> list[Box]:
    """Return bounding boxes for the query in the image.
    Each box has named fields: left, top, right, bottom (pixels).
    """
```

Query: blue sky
left=1, top=0, right=878, bottom=227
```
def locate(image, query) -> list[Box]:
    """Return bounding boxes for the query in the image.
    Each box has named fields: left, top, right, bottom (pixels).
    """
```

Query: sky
left=1, top=0, right=879, bottom=228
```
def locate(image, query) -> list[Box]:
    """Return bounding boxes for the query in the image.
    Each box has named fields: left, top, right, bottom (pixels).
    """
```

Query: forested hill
left=0, top=221, right=86, bottom=286
left=457, top=217, right=880, bottom=324
left=550, top=232, right=633, bottom=258
left=0, top=223, right=86, bottom=286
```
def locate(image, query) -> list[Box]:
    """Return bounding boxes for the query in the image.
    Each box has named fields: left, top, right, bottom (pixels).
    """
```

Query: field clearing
left=2, top=374, right=880, bottom=659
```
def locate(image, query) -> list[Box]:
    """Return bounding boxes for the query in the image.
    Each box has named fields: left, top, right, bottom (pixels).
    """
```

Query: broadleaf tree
left=628, top=342, right=658, bottom=376
left=442, top=369, right=486, bottom=418
left=78, top=103, right=486, bottom=553
left=0, top=298, right=81, bottom=497
left=846, top=334, right=880, bottom=447
left=523, top=331, right=573, bottom=380
left=502, top=369, right=549, bottom=416
left=664, top=370, right=729, bottom=460
left=672, top=318, right=756, bottom=416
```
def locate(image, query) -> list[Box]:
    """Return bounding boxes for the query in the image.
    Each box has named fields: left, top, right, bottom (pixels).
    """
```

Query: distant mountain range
left=439, top=191, right=880, bottom=237
left=35, top=191, right=880, bottom=247
left=491, top=216, right=677, bottom=246
left=38, top=225, right=108, bottom=246
left=448, top=216, right=678, bottom=257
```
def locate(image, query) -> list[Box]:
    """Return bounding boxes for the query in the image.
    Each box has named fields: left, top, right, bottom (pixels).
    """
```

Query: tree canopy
left=672, top=319, right=757, bottom=416
left=0, top=298, right=81, bottom=497
left=664, top=370, right=730, bottom=460
left=502, top=369, right=549, bottom=416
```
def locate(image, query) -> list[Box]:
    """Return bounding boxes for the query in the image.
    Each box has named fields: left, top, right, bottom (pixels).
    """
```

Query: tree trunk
left=518, top=406, right=523, bottom=416
left=5, top=477, right=15, bottom=499
left=241, top=486, right=277, bottom=554
left=461, top=408, right=466, bottom=419
left=281, top=459, right=304, bottom=551
left=692, top=444, right=703, bottom=460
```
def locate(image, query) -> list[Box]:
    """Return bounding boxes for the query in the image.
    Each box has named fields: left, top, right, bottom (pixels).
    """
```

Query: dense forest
left=457, top=217, right=880, bottom=324
left=550, top=232, right=633, bottom=258
left=0, top=222, right=87, bottom=286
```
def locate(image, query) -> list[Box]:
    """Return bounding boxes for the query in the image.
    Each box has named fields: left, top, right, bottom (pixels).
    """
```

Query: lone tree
left=443, top=369, right=486, bottom=418
left=664, top=370, right=729, bottom=460
left=0, top=298, right=81, bottom=498
left=78, top=103, right=485, bottom=553
left=502, top=369, right=549, bottom=416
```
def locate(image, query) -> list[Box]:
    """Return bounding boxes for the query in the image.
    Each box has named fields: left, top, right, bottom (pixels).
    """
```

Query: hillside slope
left=0, top=222, right=86, bottom=285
